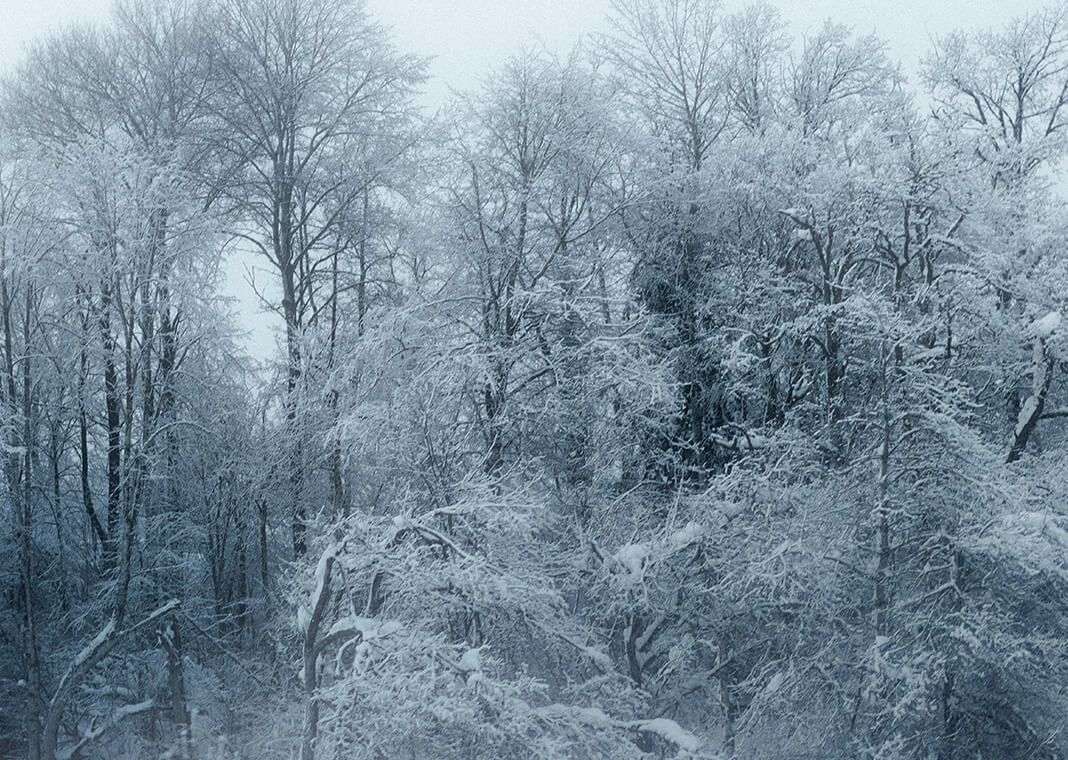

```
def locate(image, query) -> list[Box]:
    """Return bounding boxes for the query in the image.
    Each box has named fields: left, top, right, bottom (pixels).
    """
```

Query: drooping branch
left=40, top=600, right=180, bottom=760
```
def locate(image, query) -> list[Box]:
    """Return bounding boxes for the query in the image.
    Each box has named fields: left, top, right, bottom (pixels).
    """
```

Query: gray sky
left=0, top=0, right=1056, bottom=361
left=2, top=0, right=1057, bottom=87
left=366, top=0, right=1055, bottom=96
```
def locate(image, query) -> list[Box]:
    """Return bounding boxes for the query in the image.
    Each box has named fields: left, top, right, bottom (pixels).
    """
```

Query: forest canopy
left=2, top=0, right=1068, bottom=758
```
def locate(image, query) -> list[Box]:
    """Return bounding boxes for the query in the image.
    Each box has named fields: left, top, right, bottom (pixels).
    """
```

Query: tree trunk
left=874, top=401, right=892, bottom=637
left=258, top=497, right=269, bottom=597
left=1006, top=331, right=1056, bottom=463
left=161, top=618, right=192, bottom=759
left=301, top=547, right=337, bottom=760
left=3, top=272, right=43, bottom=760
left=281, top=268, right=307, bottom=557
left=98, top=281, right=123, bottom=575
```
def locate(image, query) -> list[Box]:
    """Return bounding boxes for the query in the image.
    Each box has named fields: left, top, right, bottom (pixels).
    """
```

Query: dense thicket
left=2, top=0, right=1068, bottom=758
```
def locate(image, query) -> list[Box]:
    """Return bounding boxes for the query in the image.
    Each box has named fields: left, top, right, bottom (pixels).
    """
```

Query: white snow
left=950, top=622, right=983, bottom=652
left=1031, top=311, right=1062, bottom=338
left=72, top=620, right=116, bottom=670
left=710, top=430, right=768, bottom=450
left=311, top=544, right=337, bottom=608
left=534, top=705, right=701, bottom=752
left=55, top=700, right=155, bottom=760
left=327, top=616, right=360, bottom=639
left=327, top=616, right=401, bottom=640
left=770, top=540, right=793, bottom=558
left=1014, top=396, right=1040, bottom=437
left=571, top=641, right=614, bottom=671
left=975, top=510, right=1068, bottom=578
left=575, top=706, right=610, bottom=725
left=458, top=646, right=483, bottom=672
left=116, top=699, right=154, bottom=718
left=764, top=671, right=784, bottom=694
left=638, top=718, right=702, bottom=752
left=535, top=703, right=610, bottom=725
left=909, top=346, right=945, bottom=364
left=352, top=641, right=371, bottom=671
left=668, top=522, right=704, bottom=550
left=300, top=543, right=341, bottom=635
left=717, top=501, right=744, bottom=521
left=613, top=543, right=648, bottom=579
left=1020, top=511, right=1068, bottom=549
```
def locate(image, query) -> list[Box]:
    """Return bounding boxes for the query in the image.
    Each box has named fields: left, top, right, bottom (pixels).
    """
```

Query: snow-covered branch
left=1006, top=312, right=1061, bottom=463
left=55, top=699, right=154, bottom=760
left=41, top=600, right=179, bottom=760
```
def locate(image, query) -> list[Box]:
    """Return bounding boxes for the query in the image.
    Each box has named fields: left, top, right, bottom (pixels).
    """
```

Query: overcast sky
left=1, top=0, right=1058, bottom=90
left=362, top=0, right=1058, bottom=99
left=0, top=0, right=1057, bottom=360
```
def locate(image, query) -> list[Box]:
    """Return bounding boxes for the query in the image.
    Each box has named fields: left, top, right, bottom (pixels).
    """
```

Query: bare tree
left=600, top=0, right=730, bottom=170
left=925, top=6, right=1068, bottom=462
left=211, top=0, right=424, bottom=555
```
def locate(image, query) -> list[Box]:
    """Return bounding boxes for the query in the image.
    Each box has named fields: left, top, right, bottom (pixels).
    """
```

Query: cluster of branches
left=2, top=0, right=1068, bottom=759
